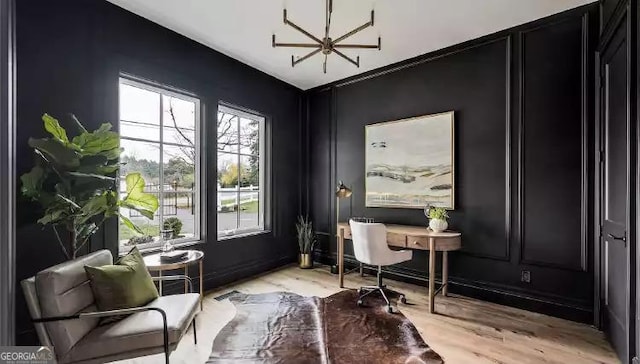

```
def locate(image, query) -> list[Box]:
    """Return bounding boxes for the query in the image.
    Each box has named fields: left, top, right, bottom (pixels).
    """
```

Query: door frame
left=0, top=0, right=16, bottom=346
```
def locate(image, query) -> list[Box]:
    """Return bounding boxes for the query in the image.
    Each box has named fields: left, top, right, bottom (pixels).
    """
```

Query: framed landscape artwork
left=365, top=111, right=455, bottom=209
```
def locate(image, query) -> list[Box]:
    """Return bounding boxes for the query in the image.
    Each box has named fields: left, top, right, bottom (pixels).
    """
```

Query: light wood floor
left=115, top=264, right=619, bottom=364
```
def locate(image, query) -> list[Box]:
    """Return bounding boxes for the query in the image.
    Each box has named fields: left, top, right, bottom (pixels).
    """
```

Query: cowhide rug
left=208, top=290, right=443, bottom=363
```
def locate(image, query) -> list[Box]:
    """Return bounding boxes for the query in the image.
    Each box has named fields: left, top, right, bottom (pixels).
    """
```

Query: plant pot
left=299, top=253, right=313, bottom=269
left=429, top=219, right=448, bottom=233
left=161, top=229, right=174, bottom=240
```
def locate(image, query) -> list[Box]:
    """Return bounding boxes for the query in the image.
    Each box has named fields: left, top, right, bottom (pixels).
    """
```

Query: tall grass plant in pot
left=296, top=215, right=317, bottom=269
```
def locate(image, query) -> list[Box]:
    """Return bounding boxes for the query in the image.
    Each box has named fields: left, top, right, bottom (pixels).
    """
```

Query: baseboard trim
left=317, top=253, right=593, bottom=324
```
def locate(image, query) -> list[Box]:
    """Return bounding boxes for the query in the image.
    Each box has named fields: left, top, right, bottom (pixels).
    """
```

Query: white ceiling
left=106, top=0, right=596, bottom=90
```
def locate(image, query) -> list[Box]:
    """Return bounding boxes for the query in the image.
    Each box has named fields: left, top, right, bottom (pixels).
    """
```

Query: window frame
left=216, top=103, right=267, bottom=239
left=118, top=76, right=204, bottom=251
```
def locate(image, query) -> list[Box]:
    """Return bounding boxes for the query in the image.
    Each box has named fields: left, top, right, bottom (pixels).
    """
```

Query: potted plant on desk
left=296, top=215, right=317, bottom=269
left=427, top=206, right=449, bottom=233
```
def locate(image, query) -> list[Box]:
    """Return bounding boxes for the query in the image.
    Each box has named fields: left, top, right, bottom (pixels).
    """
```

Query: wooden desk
left=337, top=222, right=461, bottom=313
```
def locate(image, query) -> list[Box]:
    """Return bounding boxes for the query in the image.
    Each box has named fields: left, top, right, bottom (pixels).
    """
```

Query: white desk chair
left=349, top=219, right=413, bottom=313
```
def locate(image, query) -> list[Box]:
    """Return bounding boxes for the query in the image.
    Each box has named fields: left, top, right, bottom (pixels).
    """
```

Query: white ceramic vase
left=429, top=219, right=448, bottom=233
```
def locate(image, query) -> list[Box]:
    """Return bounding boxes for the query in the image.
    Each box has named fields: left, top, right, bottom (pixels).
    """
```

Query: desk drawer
left=407, top=235, right=430, bottom=250
left=387, top=233, right=407, bottom=248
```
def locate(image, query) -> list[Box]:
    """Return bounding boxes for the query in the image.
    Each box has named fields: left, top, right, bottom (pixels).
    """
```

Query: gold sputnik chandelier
left=272, top=0, right=381, bottom=73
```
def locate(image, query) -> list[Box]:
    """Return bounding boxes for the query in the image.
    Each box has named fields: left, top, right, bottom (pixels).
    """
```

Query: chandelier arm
left=292, top=47, right=323, bottom=67
left=332, top=48, right=360, bottom=67
left=272, top=34, right=320, bottom=48
left=274, top=42, right=323, bottom=48
left=333, top=44, right=379, bottom=49
left=285, top=19, right=324, bottom=45
left=323, top=54, right=327, bottom=74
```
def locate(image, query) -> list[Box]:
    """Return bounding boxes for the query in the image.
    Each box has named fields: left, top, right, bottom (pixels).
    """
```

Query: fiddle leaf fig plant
left=20, top=113, right=159, bottom=259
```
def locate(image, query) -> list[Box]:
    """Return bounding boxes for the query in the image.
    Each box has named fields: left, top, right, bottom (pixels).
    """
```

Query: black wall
left=15, top=0, right=302, bottom=344
left=305, top=4, right=599, bottom=323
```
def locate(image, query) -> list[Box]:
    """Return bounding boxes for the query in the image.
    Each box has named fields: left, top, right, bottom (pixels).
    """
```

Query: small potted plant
left=427, top=207, right=449, bottom=233
left=163, top=217, right=183, bottom=238
left=296, top=215, right=317, bottom=269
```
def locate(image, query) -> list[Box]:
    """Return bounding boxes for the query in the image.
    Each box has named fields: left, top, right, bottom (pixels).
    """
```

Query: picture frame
left=365, top=111, right=455, bottom=209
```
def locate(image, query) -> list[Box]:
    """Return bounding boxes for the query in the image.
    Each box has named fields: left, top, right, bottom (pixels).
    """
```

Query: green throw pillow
left=84, top=247, right=159, bottom=316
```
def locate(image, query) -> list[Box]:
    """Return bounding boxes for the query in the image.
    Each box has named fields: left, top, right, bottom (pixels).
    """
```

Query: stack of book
left=160, top=250, right=188, bottom=263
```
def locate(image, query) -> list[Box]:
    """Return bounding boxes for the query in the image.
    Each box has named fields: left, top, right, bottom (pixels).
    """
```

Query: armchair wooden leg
left=192, top=317, right=197, bottom=345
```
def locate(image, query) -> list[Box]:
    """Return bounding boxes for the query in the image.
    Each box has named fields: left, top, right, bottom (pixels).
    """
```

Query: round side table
left=143, top=250, right=204, bottom=310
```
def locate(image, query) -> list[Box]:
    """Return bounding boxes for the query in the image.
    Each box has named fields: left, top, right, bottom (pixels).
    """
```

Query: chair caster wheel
left=357, top=300, right=363, bottom=307
left=399, top=295, right=407, bottom=304
left=387, top=305, right=393, bottom=313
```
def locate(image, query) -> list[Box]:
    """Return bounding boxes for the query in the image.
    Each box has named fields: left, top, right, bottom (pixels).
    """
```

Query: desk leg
left=442, top=251, right=448, bottom=297
left=428, top=238, right=436, bottom=313
left=199, top=260, right=204, bottom=310
left=338, top=229, right=345, bottom=288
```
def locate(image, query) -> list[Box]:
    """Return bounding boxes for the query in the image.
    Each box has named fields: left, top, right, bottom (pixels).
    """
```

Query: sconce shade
left=335, top=181, right=352, bottom=198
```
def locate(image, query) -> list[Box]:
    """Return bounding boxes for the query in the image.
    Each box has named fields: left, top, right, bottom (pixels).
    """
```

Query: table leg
left=428, top=238, right=436, bottom=313
left=338, top=228, right=345, bottom=288
left=199, top=260, right=204, bottom=310
left=442, top=251, right=448, bottom=297
left=158, top=270, right=163, bottom=296
left=184, top=266, right=188, bottom=293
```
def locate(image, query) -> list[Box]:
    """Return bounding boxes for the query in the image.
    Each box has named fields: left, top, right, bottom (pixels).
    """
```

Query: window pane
left=119, top=140, right=161, bottom=244
left=120, top=139, right=160, bottom=184
left=120, top=84, right=160, bottom=141
left=238, top=191, right=260, bottom=230
left=218, top=193, right=239, bottom=233
left=218, top=152, right=239, bottom=189
left=217, top=152, right=238, bottom=233
left=239, top=154, right=258, bottom=188
left=163, top=145, right=196, bottom=240
left=239, top=117, right=259, bottom=155
left=163, top=95, right=196, bottom=145
left=217, top=111, right=239, bottom=153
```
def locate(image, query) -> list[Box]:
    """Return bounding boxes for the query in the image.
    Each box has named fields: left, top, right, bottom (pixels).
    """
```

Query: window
left=118, top=77, right=201, bottom=251
left=217, top=104, right=265, bottom=237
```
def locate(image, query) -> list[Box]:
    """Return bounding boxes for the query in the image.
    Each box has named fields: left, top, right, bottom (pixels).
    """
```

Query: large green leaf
left=118, top=212, right=143, bottom=234
left=73, top=123, right=120, bottom=157
left=42, top=114, right=69, bottom=145
left=100, top=147, right=123, bottom=160
left=37, top=209, right=66, bottom=225
left=28, top=138, right=80, bottom=168
left=20, top=166, right=45, bottom=199
left=77, top=193, right=108, bottom=224
left=120, top=173, right=159, bottom=216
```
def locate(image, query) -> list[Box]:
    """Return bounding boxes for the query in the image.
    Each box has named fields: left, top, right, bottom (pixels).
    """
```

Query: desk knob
left=412, top=241, right=419, bottom=245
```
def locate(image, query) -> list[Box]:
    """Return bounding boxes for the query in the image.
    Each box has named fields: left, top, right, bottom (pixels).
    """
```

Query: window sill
left=217, top=230, right=271, bottom=241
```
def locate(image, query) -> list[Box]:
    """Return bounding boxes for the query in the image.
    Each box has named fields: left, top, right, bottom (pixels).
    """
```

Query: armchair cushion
left=84, top=247, right=158, bottom=316
left=61, top=293, right=200, bottom=363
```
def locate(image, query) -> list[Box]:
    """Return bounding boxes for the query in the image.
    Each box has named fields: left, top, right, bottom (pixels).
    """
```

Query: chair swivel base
left=356, top=286, right=407, bottom=313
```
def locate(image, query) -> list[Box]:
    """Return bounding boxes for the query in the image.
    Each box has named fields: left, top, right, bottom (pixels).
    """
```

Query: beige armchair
left=21, top=250, right=200, bottom=364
